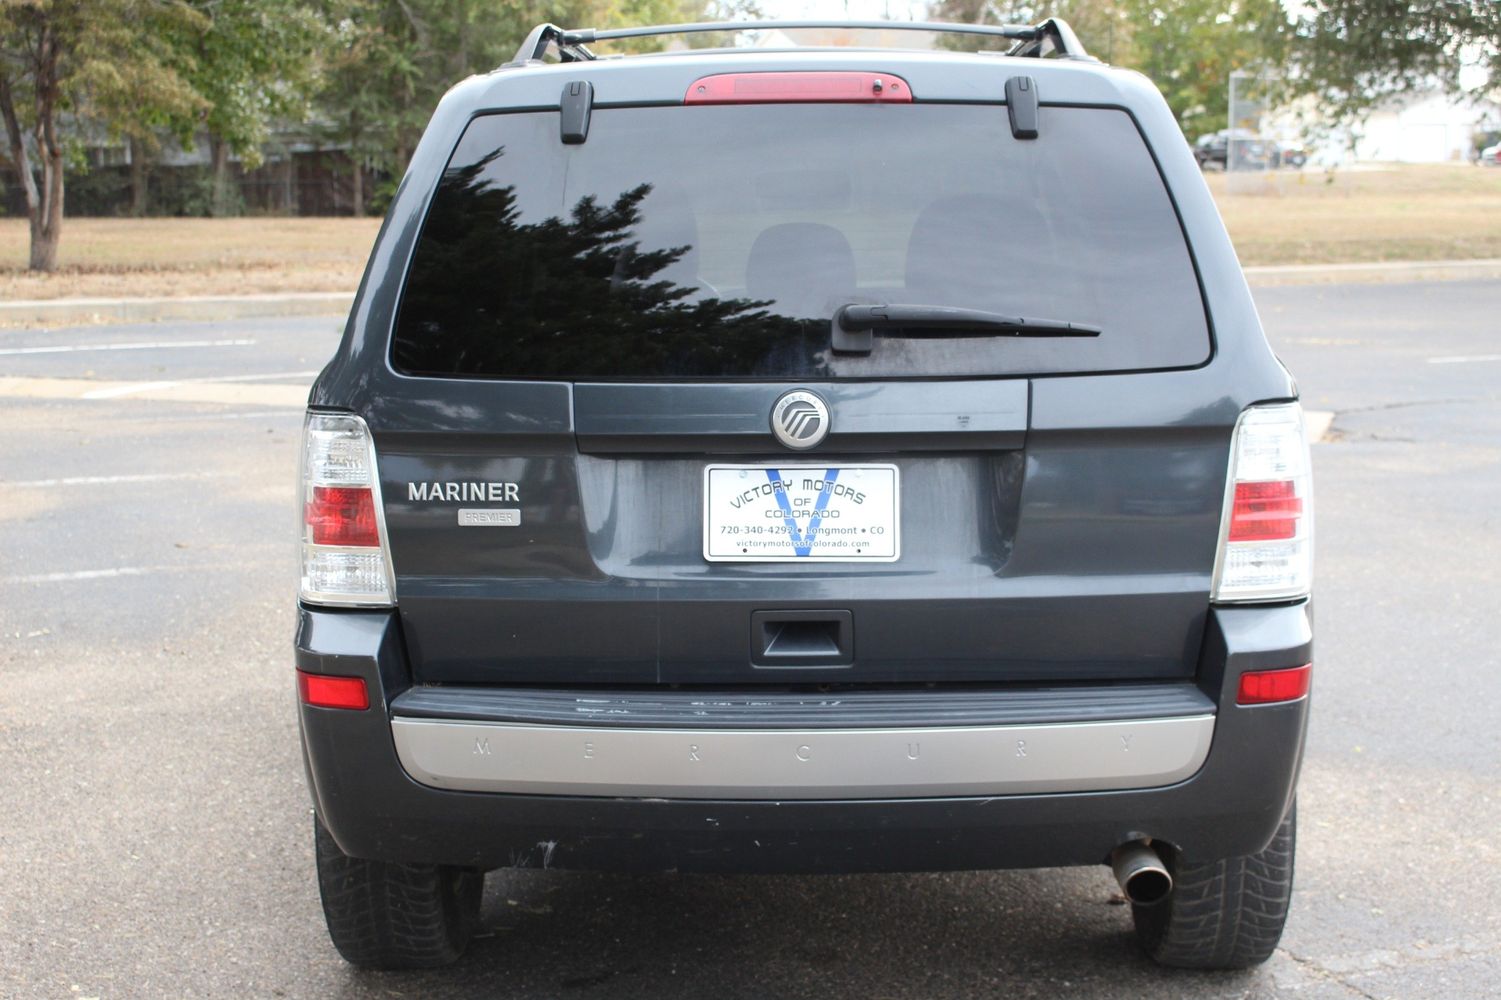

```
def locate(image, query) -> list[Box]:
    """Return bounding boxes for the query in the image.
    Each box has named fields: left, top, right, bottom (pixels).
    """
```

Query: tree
left=1126, top=0, right=1289, bottom=141
left=174, top=0, right=324, bottom=216
left=0, top=0, right=202, bottom=269
left=1292, top=1, right=1501, bottom=124
left=930, top=0, right=1136, bottom=62
left=311, top=0, right=719, bottom=216
left=928, top=1, right=1290, bottom=139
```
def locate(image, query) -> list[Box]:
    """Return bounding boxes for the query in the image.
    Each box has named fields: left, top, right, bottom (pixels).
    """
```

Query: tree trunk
left=0, top=70, right=42, bottom=240
left=209, top=134, right=233, bottom=217
left=351, top=158, right=364, bottom=217
left=129, top=135, right=149, bottom=217
left=30, top=132, right=63, bottom=271
left=0, top=49, right=62, bottom=271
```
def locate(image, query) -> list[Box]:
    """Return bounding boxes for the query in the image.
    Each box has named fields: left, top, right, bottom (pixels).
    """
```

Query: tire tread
left=1134, top=803, right=1295, bottom=970
left=314, top=816, right=480, bottom=969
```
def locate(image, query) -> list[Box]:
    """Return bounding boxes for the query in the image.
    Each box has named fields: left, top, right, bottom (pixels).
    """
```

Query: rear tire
left=314, top=815, right=483, bottom=969
left=1132, top=803, right=1295, bottom=970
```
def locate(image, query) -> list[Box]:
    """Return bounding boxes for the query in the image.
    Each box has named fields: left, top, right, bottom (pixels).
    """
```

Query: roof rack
left=507, top=19, right=1091, bottom=67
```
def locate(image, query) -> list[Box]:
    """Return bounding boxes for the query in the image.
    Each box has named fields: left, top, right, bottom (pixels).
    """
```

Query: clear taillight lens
left=1212, top=403, right=1313, bottom=603
left=300, top=412, right=394, bottom=606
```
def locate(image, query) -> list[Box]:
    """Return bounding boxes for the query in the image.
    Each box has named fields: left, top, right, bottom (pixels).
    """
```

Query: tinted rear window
left=393, top=103, right=1208, bottom=380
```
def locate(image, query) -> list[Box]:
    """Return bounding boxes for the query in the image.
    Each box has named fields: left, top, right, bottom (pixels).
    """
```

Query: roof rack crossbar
left=559, top=20, right=1041, bottom=47
left=507, top=18, right=1090, bottom=68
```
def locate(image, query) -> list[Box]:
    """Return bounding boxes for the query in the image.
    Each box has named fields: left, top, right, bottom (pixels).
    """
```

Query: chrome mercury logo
left=770, top=390, right=830, bottom=450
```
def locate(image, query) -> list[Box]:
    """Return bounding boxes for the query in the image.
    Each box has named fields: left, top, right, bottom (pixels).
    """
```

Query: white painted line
left=4, top=566, right=156, bottom=584
left=155, top=409, right=306, bottom=422
left=1305, top=409, right=1335, bottom=443
left=1427, top=354, right=1501, bottom=364
left=0, top=374, right=310, bottom=408
left=82, top=380, right=179, bottom=399
left=2, top=560, right=277, bottom=585
left=4, top=471, right=235, bottom=488
left=0, top=338, right=255, bottom=356
left=82, top=370, right=320, bottom=399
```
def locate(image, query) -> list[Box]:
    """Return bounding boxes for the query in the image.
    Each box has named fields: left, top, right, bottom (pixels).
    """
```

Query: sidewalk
left=1, top=258, right=1497, bottom=326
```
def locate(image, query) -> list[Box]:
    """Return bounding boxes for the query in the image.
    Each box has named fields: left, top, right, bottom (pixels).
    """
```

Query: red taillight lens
left=1237, top=663, right=1311, bottom=705
left=685, top=72, right=913, bottom=104
left=1228, top=480, right=1303, bottom=542
left=305, top=486, right=379, bottom=547
left=297, top=670, right=370, bottom=710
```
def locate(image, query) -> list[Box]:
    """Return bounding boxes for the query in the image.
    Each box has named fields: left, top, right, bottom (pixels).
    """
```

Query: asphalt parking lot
left=1, top=279, right=1498, bottom=998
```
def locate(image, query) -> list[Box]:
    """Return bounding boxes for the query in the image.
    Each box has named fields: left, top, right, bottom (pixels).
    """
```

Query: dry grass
left=1207, top=163, right=1501, bottom=266
left=2, top=164, right=1498, bottom=299
left=0, top=217, right=381, bottom=300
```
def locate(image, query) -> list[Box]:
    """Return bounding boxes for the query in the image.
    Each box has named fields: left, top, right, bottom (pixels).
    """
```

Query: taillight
left=1212, top=403, right=1313, bottom=602
left=300, top=412, right=394, bottom=606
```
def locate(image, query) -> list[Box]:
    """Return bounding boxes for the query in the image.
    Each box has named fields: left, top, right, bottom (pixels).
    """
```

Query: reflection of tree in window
left=394, top=148, right=830, bottom=380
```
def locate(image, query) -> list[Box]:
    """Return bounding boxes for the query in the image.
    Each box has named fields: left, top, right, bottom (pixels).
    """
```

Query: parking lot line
left=1427, top=353, right=1501, bottom=364
left=82, top=370, right=320, bottom=399
left=0, top=338, right=256, bottom=356
left=0, top=374, right=312, bottom=407
left=4, top=471, right=235, bottom=488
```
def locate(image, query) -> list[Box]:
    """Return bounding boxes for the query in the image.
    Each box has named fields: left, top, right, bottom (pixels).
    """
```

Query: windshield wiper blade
left=833, top=303, right=1101, bottom=353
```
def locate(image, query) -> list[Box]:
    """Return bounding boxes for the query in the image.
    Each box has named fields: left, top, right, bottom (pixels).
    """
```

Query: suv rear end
left=296, top=19, right=1312, bottom=972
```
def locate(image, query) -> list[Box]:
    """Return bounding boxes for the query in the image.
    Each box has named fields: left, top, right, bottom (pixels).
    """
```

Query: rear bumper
left=296, top=601, right=1310, bottom=873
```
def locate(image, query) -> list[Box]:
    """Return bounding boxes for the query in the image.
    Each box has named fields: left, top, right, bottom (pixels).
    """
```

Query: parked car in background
left=1195, top=129, right=1303, bottom=170
left=1481, top=142, right=1501, bottom=166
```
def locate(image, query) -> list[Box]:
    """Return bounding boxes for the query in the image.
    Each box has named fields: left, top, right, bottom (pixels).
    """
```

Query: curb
left=0, top=291, right=353, bottom=326
left=0, top=257, right=1495, bottom=325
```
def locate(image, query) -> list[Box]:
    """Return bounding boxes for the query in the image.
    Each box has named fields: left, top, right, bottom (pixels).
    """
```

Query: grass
left=1, top=164, right=1498, bottom=299
left=0, top=217, right=381, bottom=301
left=1204, top=163, right=1501, bottom=266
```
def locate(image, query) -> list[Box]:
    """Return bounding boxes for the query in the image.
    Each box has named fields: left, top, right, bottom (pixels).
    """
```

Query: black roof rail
left=505, top=19, right=1092, bottom=67
left=1005, top=18, right=1093, bottom=60
left=506, top=23, right=596, bottom=66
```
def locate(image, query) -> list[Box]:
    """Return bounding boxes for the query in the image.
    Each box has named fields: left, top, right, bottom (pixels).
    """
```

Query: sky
left=748, top=0, right=932, bottom=21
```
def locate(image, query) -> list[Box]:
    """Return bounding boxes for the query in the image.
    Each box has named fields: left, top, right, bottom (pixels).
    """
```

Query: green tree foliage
left=311, top=0, right=720, bottom=215
left=928, top=0, right=1290, bottom=139
left=0, top=0, right=204, bottom=269
left=1292, top=1, right=1501, bottom=122
left=1125, top=0, right=1288, bottom=140
left=175, top=0, right=324, bottom=216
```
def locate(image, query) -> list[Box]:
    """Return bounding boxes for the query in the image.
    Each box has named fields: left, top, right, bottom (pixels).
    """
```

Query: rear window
left=392, top=103, right=1209, bottom=380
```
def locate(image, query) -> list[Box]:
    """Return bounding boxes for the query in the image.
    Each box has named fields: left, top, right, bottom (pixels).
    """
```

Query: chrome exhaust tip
left=1111, top=841, right=1173, bottom=906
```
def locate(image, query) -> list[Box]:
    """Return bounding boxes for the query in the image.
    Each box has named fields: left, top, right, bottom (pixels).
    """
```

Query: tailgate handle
left=751, top=611, right=853, bottom=668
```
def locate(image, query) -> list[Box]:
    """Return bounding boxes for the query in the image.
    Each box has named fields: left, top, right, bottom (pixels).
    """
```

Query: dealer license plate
left=703, top=464, right=900, bottom=562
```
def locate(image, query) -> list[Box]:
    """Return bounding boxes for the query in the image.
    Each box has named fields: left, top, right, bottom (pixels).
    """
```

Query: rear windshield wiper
left=832, top=303, right=1101, bottom=353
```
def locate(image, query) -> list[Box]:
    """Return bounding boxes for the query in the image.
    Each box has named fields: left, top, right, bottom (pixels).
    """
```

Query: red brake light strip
left=685, top=72, right=913, bottom=105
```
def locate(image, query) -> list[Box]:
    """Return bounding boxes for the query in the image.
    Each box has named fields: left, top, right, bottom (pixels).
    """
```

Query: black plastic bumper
left=295, top=602, right=1310, bottom=873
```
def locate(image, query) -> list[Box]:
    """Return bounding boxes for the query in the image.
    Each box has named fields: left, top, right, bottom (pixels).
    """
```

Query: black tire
left=1132, top=803, right=1295, bottom=970
left=314, top=815, right=483, bottom=969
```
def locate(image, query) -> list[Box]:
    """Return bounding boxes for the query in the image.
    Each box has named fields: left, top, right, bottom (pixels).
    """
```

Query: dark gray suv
left=296, top=18, right=1313, bottom=972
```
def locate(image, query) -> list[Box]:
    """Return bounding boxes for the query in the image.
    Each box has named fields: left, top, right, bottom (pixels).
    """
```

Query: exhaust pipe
left=1111, top=841, right=1173, bottom=906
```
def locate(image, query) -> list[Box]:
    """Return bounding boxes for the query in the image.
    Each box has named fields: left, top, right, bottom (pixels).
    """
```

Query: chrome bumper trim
left=390, top=714, right=1215, bottom=800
